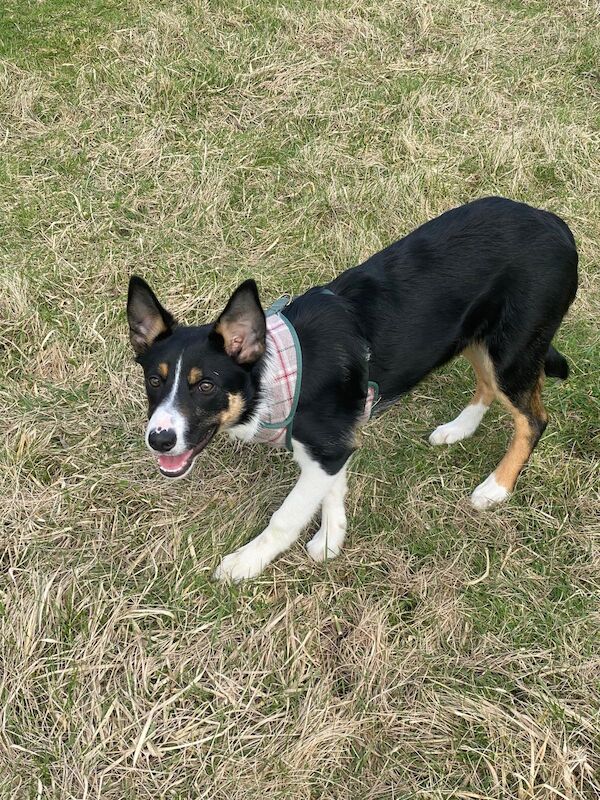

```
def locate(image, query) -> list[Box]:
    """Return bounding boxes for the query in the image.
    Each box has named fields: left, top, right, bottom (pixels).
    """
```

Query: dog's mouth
left=156, top=427, right=217, bottom=479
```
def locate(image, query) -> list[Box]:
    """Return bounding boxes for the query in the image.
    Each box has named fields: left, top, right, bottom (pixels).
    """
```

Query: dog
left=127, top=196, right=578, bottom=582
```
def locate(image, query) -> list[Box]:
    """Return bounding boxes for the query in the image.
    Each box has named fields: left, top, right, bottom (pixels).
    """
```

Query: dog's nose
left=148, top=428, right=177, bottom=452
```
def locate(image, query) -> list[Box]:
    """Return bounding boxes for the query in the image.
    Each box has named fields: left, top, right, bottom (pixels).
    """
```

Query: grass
left=1, top=0, right=599, bottom=797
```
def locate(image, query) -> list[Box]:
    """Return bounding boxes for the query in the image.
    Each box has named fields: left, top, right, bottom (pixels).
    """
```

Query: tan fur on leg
left=463, top=344, right=497, bottom=407
left=494, top=376, right=547, bottom=493
left=471, top=373, right=547, bottom=509
left=429, top=344, right=496, bottom=446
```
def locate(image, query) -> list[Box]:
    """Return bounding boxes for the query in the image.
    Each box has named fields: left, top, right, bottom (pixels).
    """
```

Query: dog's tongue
left=157, top=449, right=193, bottom=472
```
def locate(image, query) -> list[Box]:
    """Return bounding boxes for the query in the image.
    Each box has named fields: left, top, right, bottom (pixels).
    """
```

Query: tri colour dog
left=127, top=197, right=578, bottom=582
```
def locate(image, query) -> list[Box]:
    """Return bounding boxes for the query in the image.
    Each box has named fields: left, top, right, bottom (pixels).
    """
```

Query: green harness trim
left=368, top=379, right=380, bottom=405
left=260, top=290, right=380, bottom=452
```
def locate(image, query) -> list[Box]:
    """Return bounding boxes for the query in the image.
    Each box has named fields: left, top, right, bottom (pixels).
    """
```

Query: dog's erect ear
left=213, top=280, right=266, bottom=365
left=127, top=276, right=176, bottom=355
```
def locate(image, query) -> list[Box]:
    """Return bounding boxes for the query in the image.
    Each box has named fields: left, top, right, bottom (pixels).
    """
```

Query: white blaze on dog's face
left=144, top=354, right=187, bottom=463
left=127, top=276, right=266, bottom=478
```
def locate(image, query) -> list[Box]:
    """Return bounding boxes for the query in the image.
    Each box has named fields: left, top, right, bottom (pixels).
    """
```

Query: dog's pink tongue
left=157, top=450, right=193, bottom=472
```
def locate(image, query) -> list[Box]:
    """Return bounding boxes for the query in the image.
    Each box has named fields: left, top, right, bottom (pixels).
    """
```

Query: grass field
left=1, top=0, right=599, bottom=797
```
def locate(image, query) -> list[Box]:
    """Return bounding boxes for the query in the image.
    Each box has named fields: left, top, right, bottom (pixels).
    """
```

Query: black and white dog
left=127, top=197, right=578, bottom=581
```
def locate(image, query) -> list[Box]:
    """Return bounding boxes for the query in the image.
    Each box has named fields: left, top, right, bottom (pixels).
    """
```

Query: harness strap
left=258, top=288, right=379, bottom=451
left=265, top=294, right=293, bottom=316
left=259, top=299, right=303, bottom=451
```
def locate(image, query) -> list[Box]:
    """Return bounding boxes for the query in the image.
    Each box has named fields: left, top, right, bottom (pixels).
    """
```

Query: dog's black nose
left=148, top=428, right=177, bottom=452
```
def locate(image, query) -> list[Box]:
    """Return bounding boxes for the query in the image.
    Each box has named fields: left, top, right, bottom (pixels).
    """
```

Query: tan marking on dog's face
left=158, top=362, right=169, bottom=379
left=188, top=367, right=202, bottom=385
left=219, top=392, right=245, bottom=429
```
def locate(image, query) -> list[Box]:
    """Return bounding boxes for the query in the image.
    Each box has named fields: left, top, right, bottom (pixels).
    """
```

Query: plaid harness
left=252, top=293, right=379, bottom=451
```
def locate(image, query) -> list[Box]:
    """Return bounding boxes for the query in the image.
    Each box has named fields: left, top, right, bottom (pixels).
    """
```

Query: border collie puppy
left=127, top=197, right=578, bottom=582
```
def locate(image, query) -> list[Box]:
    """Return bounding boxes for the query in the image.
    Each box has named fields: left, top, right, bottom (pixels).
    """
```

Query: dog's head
left=127, top=276, right=266, bottom=478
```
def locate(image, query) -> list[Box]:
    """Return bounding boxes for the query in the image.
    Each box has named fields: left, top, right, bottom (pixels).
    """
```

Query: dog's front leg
left=306, top=465, right=347, bottom=562
left=214, top=443, right=342, bottom=582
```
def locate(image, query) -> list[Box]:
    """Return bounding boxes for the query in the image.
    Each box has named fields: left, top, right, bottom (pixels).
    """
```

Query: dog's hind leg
left=470, top=371, right=548, bottom=510
left=306, top=465, right=348, bottom=562
left=429, top=345, right=496, bottom=445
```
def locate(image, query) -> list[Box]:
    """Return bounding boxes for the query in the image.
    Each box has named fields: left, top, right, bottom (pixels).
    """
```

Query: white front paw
left=306, top=527, right=345, bottom=563
left=470, top=474, right=510, bottom=510
left=214, top=541, right=269, bottom=583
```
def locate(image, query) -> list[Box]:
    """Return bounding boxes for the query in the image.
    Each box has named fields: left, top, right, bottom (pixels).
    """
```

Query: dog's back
left=327, top=196, right=577, bottom=400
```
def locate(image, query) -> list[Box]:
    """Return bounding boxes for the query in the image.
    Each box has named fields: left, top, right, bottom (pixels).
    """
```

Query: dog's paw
left=213, top=542, right=269, bottom=583
left=306, top=526, right=345, bottom=563
left=429, top=403, right=488, bottom=445
left=470, top=474, right=510, bottom=510
left=429, top=420, right=473, bottom=445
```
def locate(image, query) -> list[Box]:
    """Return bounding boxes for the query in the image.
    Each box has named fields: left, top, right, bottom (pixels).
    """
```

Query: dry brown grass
left=1, top=0, right=599, bottom=797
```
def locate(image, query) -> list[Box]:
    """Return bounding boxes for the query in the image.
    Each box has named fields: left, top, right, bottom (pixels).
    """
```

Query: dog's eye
left=198, top=380, right=215, bottom=393
left=148, top=375, right=161, bottom=388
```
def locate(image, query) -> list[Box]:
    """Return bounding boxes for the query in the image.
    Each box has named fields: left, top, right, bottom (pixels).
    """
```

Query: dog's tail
left=544, top=345, right=569, bottom=380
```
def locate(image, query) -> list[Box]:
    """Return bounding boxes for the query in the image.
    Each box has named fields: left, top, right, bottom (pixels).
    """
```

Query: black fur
left=544, top=345, right=570, bottom=380
left=129, top=197, right=577, bottom=478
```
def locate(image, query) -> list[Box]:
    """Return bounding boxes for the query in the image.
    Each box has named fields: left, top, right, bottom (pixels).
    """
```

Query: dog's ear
left=213, top=279, right=266, bottom=365
left=127, top=276, right=175, bottom=355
